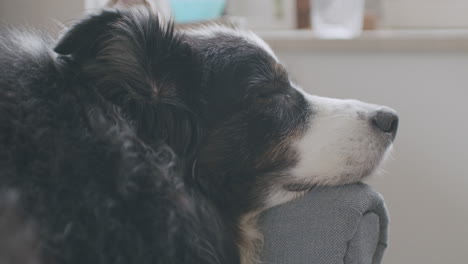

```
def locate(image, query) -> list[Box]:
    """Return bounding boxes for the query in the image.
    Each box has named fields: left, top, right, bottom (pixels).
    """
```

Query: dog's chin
left=282, top=170, right=370, bottom=192
left=285, top=143, right=393, bottom=192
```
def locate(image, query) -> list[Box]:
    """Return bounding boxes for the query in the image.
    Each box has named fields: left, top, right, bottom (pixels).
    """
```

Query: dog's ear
left=54, top=10, right=122, bottom=55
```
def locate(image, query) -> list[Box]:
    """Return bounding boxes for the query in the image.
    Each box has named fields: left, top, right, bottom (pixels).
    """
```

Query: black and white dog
left=0, top=8, right=398, bottom=264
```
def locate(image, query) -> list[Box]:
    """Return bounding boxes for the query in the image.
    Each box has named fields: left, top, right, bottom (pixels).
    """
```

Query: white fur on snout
left=291, top=90, right=395, bottom=186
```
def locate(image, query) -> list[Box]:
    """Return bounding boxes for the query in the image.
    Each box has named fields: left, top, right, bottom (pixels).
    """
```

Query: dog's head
left=185, top=27, right=398, bottom=212
left=55, top=9, right=397, bottom=214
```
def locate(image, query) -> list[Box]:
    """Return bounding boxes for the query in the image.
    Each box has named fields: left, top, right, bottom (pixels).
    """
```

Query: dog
left=0, top=8, right=398, bottom=264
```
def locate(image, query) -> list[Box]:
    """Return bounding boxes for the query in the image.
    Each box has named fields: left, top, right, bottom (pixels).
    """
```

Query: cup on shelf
left=312, top=0, right=365, bottom=39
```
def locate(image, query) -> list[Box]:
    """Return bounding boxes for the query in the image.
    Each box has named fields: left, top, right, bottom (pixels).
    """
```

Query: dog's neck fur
left=238, top=211, right=263, bottom=264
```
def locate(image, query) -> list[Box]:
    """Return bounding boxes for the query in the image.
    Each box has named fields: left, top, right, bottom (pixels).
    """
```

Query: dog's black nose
left=371, top=110, right=398, bottom=139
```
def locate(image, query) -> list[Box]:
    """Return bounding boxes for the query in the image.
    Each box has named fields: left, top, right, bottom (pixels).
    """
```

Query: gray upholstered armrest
left=259, top=183, right=389, bottom=264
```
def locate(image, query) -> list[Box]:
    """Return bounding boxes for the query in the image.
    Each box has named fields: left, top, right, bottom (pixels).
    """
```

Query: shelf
left=255, top=29, right=468, bottom=52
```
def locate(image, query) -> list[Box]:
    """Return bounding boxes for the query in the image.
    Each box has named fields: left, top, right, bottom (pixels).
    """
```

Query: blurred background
left=1, top=0, right=467, bottom=263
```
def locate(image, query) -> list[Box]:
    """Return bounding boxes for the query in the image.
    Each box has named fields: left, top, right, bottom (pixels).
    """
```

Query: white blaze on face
left=291, top=86, right=396, bottom=186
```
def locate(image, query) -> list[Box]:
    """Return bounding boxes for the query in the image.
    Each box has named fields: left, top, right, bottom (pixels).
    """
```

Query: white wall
left=273, top=49, right=468, bottom=264
left=382, top=0, right=468, bottom=28
left=0, top=0, right=84, bottom=29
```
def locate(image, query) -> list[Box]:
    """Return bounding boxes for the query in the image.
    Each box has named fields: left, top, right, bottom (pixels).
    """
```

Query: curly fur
left=0, top=9, right=237, bottom=264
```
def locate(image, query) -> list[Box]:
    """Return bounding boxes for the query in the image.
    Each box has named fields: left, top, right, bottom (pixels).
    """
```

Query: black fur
left=0, top=8, right=311, bottom=264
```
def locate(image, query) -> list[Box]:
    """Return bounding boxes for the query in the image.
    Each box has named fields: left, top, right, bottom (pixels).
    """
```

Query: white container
left=312, top=0, right=365, bottom=39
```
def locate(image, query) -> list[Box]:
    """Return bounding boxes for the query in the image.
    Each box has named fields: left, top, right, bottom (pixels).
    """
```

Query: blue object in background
left=169, top=0, right=226, bottom=23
